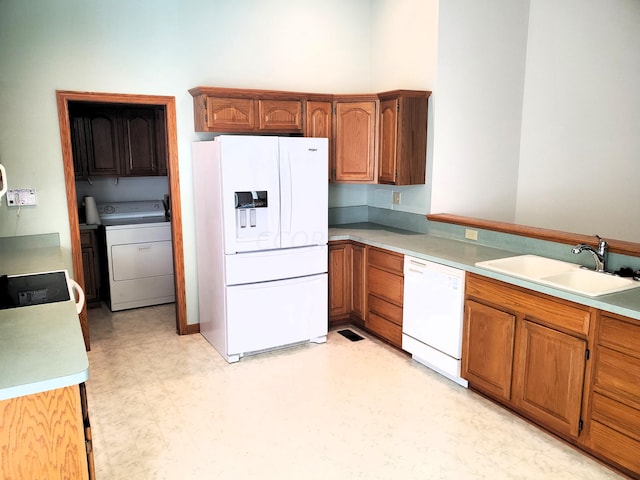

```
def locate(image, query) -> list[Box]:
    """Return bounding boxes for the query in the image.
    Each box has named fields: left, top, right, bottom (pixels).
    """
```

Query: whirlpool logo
left=308, top=148, right=318, bottom=152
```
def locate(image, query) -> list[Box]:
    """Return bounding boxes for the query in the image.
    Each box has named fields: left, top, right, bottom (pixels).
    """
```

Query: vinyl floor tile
left=86, top=303, right=622, bottom=479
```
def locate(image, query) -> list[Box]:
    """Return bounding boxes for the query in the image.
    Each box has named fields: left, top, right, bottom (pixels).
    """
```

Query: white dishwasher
left=402, top=256, right=468, bottom=387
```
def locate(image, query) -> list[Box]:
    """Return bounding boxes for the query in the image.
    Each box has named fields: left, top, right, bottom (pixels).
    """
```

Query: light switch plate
left=465, top=229, right=478, bottom=240
left=7, top=188, right=37, bottom=206
left=392, top=191, right=401, bottom=205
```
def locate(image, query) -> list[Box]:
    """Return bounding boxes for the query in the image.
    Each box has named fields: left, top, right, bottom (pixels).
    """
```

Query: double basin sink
left=476, top=254, right=640, bottom=297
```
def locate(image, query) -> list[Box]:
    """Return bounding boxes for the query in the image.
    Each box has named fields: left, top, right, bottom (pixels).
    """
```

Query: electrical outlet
left=7, top=188, right=37, bottom=207
left=392, top=191, right=401, bottom=205
left=465, top=229, right=478, bottom=241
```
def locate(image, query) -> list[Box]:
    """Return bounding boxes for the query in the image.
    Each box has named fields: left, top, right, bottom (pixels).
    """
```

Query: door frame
left=56, top=90, right=190, bottom=350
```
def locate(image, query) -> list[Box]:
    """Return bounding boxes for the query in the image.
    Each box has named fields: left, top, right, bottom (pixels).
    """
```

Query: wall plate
left=7, top=188, right=37, bottom=206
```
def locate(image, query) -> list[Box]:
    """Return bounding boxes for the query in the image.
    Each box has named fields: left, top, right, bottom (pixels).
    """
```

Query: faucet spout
left=572, top=235, right=608, bottom=272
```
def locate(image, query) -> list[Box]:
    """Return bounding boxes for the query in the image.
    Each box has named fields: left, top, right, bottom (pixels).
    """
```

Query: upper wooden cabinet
left=333, top=97, right=378, bottom=183
left=305, top=101, right=333, bottom=180
left=189, top=87, right=308, bottom=134
left=69, top=102, right=167, bottom=179
left=189, top=86, right=431, bottom=185
left=378, top=91, right=430, bottom=185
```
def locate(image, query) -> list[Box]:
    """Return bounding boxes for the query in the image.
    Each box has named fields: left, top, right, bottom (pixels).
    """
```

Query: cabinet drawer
left=368, top=247, right=403, bottom=274
left=368, top=311, right=402, bottom=347
left=593, top=346, right=640, bottom=408
left=206, top=97, right=256, bottom=131
left=368, top=266, right=403, bottom=305
left=588, top=420, right=640, bottom=474
left=598, top=314, right=640, bottom=358
left=258, top=99, right=303, bottom=132
left=368, top=294, right=402, bottom=325
left=591, top=392, right=640, bottom=443
left=466, top=274, right=590, bottom=337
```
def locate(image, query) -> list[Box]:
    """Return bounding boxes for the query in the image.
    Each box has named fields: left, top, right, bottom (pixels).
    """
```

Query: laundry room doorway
left=56, top=90, right=188, bottom=350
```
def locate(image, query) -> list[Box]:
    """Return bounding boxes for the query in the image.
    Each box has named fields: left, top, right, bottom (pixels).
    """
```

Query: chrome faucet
left=572, top=235, right=608, bottom=272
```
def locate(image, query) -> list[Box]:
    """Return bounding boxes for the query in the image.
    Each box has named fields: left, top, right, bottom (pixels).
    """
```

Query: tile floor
left=86, top=303, right=622, bottom=479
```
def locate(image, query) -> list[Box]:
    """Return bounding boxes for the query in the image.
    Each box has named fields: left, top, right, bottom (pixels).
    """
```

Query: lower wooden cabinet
left=512, top=320, right=587, bottom=438
left=0, top=384, right=94, bottom=479
left=365, top=246, right=404, bottom=348
left=583, top=311, right=640, bottom=477
left=462, top=299, right=515, bottom=402
left=328, top=241, right=351, bottom=323
left=462, top=273, right=590, bottom=441
left=350, top=243, right=367, bottom=324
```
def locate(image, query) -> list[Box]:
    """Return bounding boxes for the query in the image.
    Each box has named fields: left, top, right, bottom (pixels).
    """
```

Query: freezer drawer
left=225, top=245, right=327, bottom=285
left=225, top=273, right=328, bottom=357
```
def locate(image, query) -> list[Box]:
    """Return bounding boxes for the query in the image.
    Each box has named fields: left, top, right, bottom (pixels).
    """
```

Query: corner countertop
left=0, top=242, right=89, bottom=401
left=329, top=223, right=640, bottom=321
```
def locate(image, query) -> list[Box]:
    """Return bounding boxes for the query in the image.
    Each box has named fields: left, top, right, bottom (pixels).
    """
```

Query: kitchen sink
left=475, top=254, right=640, bottom=297
left=540, top=269, right=639, bottom=297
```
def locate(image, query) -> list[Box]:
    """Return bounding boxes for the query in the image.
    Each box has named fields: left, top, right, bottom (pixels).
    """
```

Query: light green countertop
left=329, top=223, right=640, bottom=321
left=0, top=236, right=89, bottom=401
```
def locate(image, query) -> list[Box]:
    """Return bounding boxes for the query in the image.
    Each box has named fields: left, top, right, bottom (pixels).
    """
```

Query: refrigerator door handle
left=280, top=150, right=292, bottom=236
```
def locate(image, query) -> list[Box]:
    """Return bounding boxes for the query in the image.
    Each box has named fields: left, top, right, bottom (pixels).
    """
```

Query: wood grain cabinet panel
left=333, top=100, right=377, bottom=183
left=305, top=101, right=333, bottom=180
left=583, top=312, right=640, bottom=477
left=512, top=320, right=586, bottom=438
left=205, top=97, right=255, bottom=131
left=0, top=385, right=90, bottom=480
left=377, top=91, right=429, bottom=186
left=328, top=242, right=351, bottom=324
left=350, top=242, right=366, bottom=323
left=365, top=247, right=403, bottom=347
left=258, top=99, right=302, bottom=132
left=463, top=273, right=591, bottom=440
left=462, top=299, right=516, bottom=401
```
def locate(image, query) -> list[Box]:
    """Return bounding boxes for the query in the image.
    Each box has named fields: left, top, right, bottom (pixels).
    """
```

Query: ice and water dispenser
left=234, top=191, right=269, bottom=239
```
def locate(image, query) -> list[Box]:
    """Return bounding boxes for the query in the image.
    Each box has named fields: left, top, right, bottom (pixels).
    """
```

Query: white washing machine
left=97, top=200, right=175, bottom=311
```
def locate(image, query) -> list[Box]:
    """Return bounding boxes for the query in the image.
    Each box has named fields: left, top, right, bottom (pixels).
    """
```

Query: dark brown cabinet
left=70, top=103, right=167, bottom=179
left=80, top=229, right=100, bottom=307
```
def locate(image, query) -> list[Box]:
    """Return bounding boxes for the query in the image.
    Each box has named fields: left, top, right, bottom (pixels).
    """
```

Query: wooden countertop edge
left=427, top=213, right=640, bottom=258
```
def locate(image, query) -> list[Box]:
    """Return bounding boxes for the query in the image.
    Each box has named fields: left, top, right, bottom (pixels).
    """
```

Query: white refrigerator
left=192, top=135, right=328, bottom=362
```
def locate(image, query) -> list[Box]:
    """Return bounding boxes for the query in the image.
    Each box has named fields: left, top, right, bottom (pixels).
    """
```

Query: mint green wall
left=0, top=0, right=373, bottom=324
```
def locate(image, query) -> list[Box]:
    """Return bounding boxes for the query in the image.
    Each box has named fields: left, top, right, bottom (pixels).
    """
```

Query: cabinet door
left=334, top=101, right=377, bottom=182
left=122, top=107, right=163, bottom=176
left=328, top=242, right=351, bottom=322
left=80, top=235, right=99, bottom=303
left=205, top=96, right=256, bottom=131
left=462, top=299, right=516, bottom=401
left=258, top=99, right=303, bottom=132
left=305, top=101, right=333, bottom=180
left=70, top=114, right=89, bottom=178
left=351, top=243, right=366, bottom=323
left=378, top=98, right=398, bottom=184
left=85, top=107, right=122, bottom=177
left=512, top=320, right=587, bottom=438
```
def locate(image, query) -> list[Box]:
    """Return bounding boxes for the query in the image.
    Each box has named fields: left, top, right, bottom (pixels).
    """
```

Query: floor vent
left=337, top=329, right=365, bottom=342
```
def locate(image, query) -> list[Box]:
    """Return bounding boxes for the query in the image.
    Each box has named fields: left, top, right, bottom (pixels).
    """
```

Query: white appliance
left=402, top=256, right=468, bottom=387
left=192, top=135, right=328, bottom=363
left=97, top=200, right=175, bottom=311
left=0, top=164, right=7, bottom=201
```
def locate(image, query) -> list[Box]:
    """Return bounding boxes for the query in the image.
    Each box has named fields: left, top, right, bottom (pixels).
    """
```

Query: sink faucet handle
left=595, top=233, right=609, bottom=255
